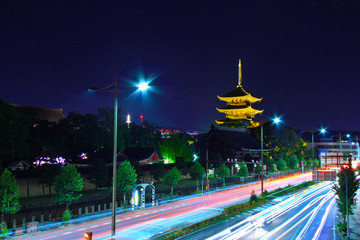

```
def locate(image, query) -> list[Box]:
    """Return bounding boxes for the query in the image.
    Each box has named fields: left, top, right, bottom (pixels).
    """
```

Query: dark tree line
left=0, top=99, right=162, bottom=168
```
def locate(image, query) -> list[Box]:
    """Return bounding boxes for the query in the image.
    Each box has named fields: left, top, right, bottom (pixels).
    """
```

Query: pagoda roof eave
left=219, top=86, right=262, bottom=99
left=218, top=94, right=262, bottom=103
left=217, top=106, right=264, bottom=112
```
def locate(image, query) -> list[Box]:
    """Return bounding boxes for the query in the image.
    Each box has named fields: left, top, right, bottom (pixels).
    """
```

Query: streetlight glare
left=273, top=117, right=281, bottom=124
left=320, top=128, right=326, bottom=134
left=138, top=82, right=149, bottom=91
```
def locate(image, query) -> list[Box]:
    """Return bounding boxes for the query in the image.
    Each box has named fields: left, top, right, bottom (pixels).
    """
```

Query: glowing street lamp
left=273, top=117, right=281, bottom=124
left=303, top=127, right=327, bottom=166
left=138, top=82, right=149, bottom=91
left=88, top=73, right=151, bottom=237
left=260, top=116, right=282, bottom=196
left=88, top=73, right=119, bottom=237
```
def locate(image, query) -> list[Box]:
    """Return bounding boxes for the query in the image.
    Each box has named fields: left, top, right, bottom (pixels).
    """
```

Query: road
left=202, top=181, right=340, bottom=240
left=16, top=172, right=312, bottom=240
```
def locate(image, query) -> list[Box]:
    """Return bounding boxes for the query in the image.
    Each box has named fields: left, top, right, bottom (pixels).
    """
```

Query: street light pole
left=89, top=72, right=150, bottom=237
left=111, top=73, right=119, bottom=237
left=261, top=122, right=264, bottom=196
left=311, top=131, right=315, bottom=162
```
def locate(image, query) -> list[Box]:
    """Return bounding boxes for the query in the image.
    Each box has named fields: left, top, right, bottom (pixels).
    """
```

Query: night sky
left=1, top=1, right=360, bottom=132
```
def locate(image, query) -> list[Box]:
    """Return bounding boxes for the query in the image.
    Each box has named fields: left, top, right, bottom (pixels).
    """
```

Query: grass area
left=154, top=181, right=317, bottom=240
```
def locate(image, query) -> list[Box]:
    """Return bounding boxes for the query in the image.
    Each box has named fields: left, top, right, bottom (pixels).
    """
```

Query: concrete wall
left=17, top=176, right=96, bottom=198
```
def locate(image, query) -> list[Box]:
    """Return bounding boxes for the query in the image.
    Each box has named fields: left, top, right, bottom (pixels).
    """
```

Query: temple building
left=216, top=60, right=263, bottom=128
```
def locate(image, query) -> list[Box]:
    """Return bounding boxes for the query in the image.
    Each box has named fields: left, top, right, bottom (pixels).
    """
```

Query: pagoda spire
left=238, top=59, right=242, bottom=87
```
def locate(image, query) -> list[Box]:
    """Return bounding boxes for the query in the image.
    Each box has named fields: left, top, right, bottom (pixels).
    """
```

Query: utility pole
left=111, top=73, right=119, bottom=237
left=261, top=123, right=264, bottom=196
left=206, top=150, right=209, bottom=191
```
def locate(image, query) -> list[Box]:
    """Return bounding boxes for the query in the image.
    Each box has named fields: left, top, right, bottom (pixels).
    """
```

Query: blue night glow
left=273, top=117, right=281, bottom=124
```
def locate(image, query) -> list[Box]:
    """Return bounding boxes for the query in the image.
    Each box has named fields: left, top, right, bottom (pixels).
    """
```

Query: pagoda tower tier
left=216, top=59, right=263, bottom=128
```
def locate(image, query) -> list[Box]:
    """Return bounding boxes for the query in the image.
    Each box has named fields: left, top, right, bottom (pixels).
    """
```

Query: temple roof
left=217, top=105, right=263, bottom=114
left=215, top=118, right=261, bottom=128
left=218, top=86, right=262, bottom=102
left=123, top=147, right=162, bottom=162
left=12, top=104, right=65, bottom=123
left=209, top=126, right=269, bottom=151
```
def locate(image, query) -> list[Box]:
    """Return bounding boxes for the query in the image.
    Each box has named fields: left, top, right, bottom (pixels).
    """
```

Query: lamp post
left=89, top=73, right=119, bottom=237
left=89, top=73, right=150, bottom=237
left=260, top=117, right=281, bottom=196
left=304, top=128, right=326, bottom=169
left=260, top=122, right=264, bottom=196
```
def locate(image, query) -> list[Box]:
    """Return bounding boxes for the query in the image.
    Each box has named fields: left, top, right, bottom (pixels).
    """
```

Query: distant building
left=299, top=130, right=360, bottom=168
left=7, top=160, right=31, bottom=171
left=122, top=147, right=163, bottom=165
left=12, top=104, right=65, bottom=123
left=207, top=125, right=270, bottom=172
left=216, top=60, right=263, bottom=128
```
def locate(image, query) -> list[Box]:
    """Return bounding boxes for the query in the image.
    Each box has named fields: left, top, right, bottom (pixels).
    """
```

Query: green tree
left=158, top=134, right=194, bottom=163
left=189, top=162, right=205, bottom=181
left=189, top=162, right=205, bottom=191
left=307, top=159, right=313, bottom=168
left=313, top=159, right=320, bottom=168
left=333, top=163, right=360, bottom=223
left=218, top=163, right=230, bottom=177
left=54, top=165, right=84, bottom=210
left=251, top=124, right=306, bottom=160
left=288, top=154, right=299, bottom=169
left=237, top=163, right=249, bottom=177
left=276, top=159, right=287, bottom=171
left=89, top=158, right=109, bottom=189
left=116, top=161, right=137, bottom=205
left=0, top=169, right=20, bottom=230
left=267, top=159, right=276, bottom=172
left=163, top=167, right=182, bottom=196
left=255, top=164, right=262, bottom=175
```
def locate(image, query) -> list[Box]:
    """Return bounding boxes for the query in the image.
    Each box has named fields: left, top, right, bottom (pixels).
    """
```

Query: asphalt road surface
left=16, top=172, right=312, bottom=240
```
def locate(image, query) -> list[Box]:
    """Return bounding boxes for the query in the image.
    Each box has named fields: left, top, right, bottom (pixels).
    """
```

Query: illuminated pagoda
left=216, top=60, right=263, bottom=128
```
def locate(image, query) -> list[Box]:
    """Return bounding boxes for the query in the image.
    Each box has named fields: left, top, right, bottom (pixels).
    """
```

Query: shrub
left=0, top=222, right=8, bottom=237
left=250, top=193, right=259, bottom=203
left=276, top=159, right=287, bottom=170
left=288, top=154, right=299, bottom=169
left=337, top=221, right=347, bottom=236
left=237, top=163, right=249, bottom=177
left=62, top=209, right=72, bottom=222
left=218, top=163, right=230, bottom=177
left=263, top=190, right=269, bottom=197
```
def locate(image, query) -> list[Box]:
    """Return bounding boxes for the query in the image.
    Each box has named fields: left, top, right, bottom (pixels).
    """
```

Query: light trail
left=17, top=172, right=312, bottom=240
left=208, top=181, right=336, bottom=240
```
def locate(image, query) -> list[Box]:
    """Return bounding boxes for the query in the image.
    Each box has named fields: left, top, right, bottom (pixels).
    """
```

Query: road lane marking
left=63, top=231, right=72, bottom=235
